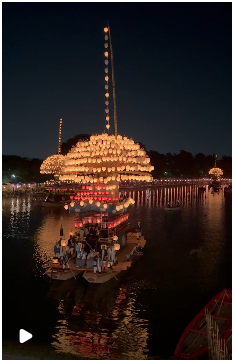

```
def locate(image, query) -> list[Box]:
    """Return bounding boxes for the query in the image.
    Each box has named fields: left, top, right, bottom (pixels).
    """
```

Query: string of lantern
left=104, top=27, right=110, bottom=131
left=40, top=118, right=65, bottom=175
left=58, top=118, right=63, bottom=154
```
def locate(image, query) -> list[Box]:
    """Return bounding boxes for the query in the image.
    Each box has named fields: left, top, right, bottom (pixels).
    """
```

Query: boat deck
left=48, top=233, right=146, bottom=274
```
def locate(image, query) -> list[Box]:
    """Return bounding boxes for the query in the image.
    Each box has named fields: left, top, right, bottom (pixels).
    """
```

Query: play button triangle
left=19, top=329, right=33, bottom=343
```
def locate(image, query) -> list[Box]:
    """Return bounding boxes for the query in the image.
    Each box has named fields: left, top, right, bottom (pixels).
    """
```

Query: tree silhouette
left=61, top=134, right=91, bottom=155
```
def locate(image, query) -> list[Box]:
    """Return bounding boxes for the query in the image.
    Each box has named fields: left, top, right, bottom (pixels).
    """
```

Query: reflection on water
left=3, top=196, right=31, bottom=239
left=2, top=186, right=232, bottom=359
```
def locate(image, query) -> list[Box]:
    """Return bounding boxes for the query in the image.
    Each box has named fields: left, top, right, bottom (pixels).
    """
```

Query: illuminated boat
left=209, top=154, right=223, bottom=190
left=42, top=26, right=153, bottom=283
left=174, top=289, right=232, bottom=359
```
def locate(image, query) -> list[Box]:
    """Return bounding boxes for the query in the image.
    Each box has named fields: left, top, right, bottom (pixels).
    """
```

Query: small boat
left=41, top=200, right=65, bottom=208
left=164, top=206, right=181, bottom=211
left=174, top=289, right=232, bottom=360
left=224, top=186, right=232, bottom=194
left=211, top=187, right=220, bottom=194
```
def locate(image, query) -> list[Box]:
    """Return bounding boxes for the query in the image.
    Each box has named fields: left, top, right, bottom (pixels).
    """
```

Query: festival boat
left=42, top=25, right=153, bottom=283
left=209, top=154, right=223, bottom=190
left=174, top=289, right=232, bottom=359
left=34, top=194, right=70, bottom=208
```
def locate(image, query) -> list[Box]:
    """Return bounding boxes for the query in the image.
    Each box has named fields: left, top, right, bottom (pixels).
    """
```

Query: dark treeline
left=2, top=155, right=48, bottom=183
left=2, top=134, right=232, bottom=183
left=61, top=134, right=232, bottom=179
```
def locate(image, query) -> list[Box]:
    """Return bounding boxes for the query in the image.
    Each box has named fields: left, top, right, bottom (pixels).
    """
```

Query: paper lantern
left=61, top=239, right=67, bottom=247
left=114, top=243, right=120, bottom=251
left=70, top=201, right=75, bottom=207
left=64, top=204, right=69, bottom=210
left=53, top=257, right=59, bottom=264
left=113, top=235, right=118, bottom=241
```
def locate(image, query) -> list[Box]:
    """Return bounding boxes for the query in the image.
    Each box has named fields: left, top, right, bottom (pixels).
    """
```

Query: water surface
left=2, top=186, right=232, bottom=359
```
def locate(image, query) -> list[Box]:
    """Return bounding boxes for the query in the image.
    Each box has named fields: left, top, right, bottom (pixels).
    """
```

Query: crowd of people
left=53, top=225, right=117, bottom=274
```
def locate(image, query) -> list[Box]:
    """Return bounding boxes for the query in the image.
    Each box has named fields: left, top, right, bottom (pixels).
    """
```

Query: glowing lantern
left=114, top=243, right=120, bottom=251
left=64, top=204, right=69, bottom=210
left=53, top=257, right=59, bottom=264
left=70, top=201, right=75, bottom=207
left=61, top=239, right=67, bottom=247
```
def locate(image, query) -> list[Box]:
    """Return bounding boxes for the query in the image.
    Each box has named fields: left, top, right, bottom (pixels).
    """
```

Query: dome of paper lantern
left=40, top=154, right=65, bottom=175
left=209, top=168, right=223, bottom=176
left=59, top=133, right=153, bottom=184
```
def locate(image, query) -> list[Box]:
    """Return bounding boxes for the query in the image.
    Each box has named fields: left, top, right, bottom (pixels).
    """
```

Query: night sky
left=3, top=2, right=232, bottom=160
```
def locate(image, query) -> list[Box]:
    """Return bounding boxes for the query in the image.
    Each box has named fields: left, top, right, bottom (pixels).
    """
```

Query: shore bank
left=2, top=340, right=90, bottom=360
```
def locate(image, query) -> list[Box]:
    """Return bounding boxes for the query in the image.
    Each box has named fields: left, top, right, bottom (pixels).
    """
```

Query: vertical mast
left=214, top=154, right=217, bottom=168
left=58, top=118, right=62, bottom=154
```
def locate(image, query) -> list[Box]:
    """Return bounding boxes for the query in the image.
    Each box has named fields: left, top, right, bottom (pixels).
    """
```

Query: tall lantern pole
left=58, top=118, right=62, bottom=154
left=104, top=27, right=110, bottom=132
left=108, top=26, right=118, bottom=137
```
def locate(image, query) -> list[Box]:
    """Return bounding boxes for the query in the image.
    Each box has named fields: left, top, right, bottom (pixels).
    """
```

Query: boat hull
left=41, top=201, right=64, bottom=208
left=83, top=270, right=122, bottom=283
left=174, top=289, right=232, bottom=359
left=45, top=268, right=83, bottom=280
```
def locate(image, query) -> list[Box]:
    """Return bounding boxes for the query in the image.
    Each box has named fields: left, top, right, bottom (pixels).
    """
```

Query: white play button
left=19, top=329, right=33, bottom=343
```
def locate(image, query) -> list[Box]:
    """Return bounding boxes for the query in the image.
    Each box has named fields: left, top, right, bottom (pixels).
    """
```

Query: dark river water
left=2, top=186, right=232, bottom=359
